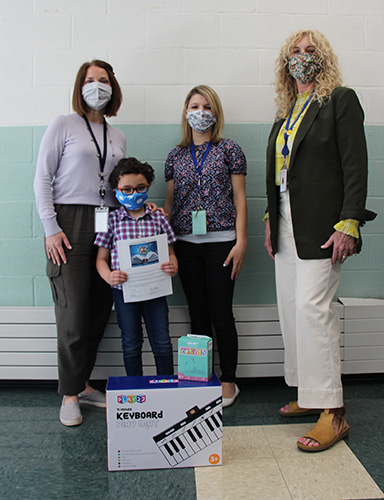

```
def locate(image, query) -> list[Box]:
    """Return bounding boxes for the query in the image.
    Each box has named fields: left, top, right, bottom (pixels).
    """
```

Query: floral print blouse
left=165, top=138, right=247, bottom=236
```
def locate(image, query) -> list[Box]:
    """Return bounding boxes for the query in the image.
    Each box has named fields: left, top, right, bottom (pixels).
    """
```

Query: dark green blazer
left=266, top=86, right=376, bottom=259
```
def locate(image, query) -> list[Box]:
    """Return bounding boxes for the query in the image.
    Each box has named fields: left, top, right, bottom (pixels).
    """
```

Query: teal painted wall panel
left=116, top=124, right=181, bottom=161
left=364, top=198, right=384, bottom=234
left=0, top=239, right=44, bottom=276
left=234, top=272, right=277, bottom=304
left=242, top=236, right=275, bottom=274
left=0, top=163, right=36, bottom=202
left=366, top=127, right=384, bottom=160
left=0, top=123, right=382, bottom=306
left=34, top=276, right=53, bottom=307
left=247, top=199, right=266, bottom=237
left=246, top=160, right=267, bottom=198
left=33, top=206, right=45, bottom=239
left=0, top=127, right=34, bottom=164
left=166, top=276, right=187, bottom=307
left=365, top=234, right=384, bottom=270
left=338, top=270, right=384, bottom=298
left=368, top=160, right=384, bottom=197
left=0, top=202, right=33, bottom=238
left=0, top=277, right=34, bottom=306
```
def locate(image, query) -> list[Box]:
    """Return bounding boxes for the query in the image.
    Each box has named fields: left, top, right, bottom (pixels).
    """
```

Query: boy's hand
left=161, top=260, right=178, bottom=277
left=108, top=270, right=128, bottom=286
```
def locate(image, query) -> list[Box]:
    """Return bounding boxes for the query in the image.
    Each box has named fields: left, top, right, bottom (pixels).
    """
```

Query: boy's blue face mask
left=115, top=189, right=148, bottom=211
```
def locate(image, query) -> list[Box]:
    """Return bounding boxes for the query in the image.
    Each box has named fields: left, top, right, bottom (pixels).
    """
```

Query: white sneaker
left=60, top=398, right=83, bottom=426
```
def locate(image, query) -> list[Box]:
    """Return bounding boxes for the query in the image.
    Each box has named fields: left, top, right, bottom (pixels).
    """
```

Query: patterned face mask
left=288, top=52, right=322, bottom=84
left=115, top=189, right=148, bottom=211
left=186, top=109, right=217, bottom=133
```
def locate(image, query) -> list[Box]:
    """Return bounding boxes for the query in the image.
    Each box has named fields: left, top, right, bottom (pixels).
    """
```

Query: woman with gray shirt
left=34, top=60, right=126, bottom=426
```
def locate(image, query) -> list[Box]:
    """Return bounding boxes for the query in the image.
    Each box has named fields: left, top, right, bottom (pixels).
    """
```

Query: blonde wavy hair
left=178, top=85, right=224, bottom=148
left=274, top=30, right=343, bottom=119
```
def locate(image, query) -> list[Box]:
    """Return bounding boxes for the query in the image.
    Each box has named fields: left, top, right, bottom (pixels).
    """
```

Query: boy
left=95, top=157, right=177, bottom=376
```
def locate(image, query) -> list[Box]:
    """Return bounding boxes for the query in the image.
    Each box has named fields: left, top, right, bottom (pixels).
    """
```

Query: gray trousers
left=47, top=205, right=113, bottom=395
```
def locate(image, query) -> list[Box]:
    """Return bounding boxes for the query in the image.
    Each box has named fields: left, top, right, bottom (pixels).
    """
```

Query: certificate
left=116, top=233, right=173, bottom=303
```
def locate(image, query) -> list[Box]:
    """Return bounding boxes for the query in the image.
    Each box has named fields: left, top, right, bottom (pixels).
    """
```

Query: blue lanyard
left=191, top=141, right=212, bottom=176
left=281, top=91, right=314, bottom=158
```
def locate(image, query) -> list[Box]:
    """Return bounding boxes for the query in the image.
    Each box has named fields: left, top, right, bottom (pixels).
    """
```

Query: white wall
left=1, top=0, right=383, bottom=126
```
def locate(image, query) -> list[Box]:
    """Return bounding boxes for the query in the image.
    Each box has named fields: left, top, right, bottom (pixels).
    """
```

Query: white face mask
left=82, top=82, right=112, bottom=111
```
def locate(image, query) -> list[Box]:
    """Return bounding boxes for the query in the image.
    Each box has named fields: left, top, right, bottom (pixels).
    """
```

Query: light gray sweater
left=34, top=113, right=126, bottom=237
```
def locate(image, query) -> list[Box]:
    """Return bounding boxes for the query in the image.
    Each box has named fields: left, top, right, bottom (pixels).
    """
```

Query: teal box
left=178, top=335, right=213, bottom=382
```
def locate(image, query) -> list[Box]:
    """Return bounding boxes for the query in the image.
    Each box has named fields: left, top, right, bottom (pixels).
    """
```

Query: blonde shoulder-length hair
left=178, top=85, right=224, bottom=148
left=274, top=30, right=343, bottom=119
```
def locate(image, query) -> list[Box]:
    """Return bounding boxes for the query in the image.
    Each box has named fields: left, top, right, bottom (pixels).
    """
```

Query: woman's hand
left=164, top=180, right=174, bottom=221
left=223, top=240, right=247, bottom=280
left=45, top=231, right=72, bottom=265
left=228, top=174, right=247, bottom=280
left=264, top=219, right=275, bottom=261
left=147, top=202, right=166, bottom=216
left=107, top=270, right=128, bottom=287
left=321, top=231, right=356, bottom=265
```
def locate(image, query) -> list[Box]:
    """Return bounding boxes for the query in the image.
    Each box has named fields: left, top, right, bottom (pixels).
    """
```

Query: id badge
left=95, top=207, right=109, bottom=233
left=192, top=210, right=207, bottom=235
left=280, top=168, right=288, bottom=193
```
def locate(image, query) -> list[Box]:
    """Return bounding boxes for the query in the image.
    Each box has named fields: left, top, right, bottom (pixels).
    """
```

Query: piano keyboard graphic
left=153, top=397, right=222, bottom=467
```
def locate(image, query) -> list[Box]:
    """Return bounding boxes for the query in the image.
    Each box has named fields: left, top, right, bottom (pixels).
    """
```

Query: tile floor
left=0, top=376, right=383, bottom=500
left=196, top=426, right=383, bottom=500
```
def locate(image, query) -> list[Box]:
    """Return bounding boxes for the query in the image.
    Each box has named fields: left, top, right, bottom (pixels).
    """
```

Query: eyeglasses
left=117, top=185, right=149, bottom=195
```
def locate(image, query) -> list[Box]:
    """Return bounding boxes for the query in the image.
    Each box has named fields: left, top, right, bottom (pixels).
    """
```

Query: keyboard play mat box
left=106, top=374, right=222, bottom=471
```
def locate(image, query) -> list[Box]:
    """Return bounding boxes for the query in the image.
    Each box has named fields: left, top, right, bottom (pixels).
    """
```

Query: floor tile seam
left=194, top=426, right=294, bottom=500
left=260, top=424, right=296, bottom=500
left=260, top=424, right=280, bottom=458
left=262, top=424, right=384, bottom=500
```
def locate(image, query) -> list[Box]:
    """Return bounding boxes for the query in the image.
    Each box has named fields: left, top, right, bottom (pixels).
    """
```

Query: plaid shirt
left=94, top=205, right=176, bottom=289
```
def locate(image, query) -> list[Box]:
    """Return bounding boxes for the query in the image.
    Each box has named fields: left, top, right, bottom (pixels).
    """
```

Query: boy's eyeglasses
left=117, top=185, right=149, bottom=195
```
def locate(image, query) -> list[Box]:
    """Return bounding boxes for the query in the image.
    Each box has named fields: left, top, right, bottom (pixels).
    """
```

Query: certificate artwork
left=130, top=241, right=159, bottom=267
left=117, top=233, right=173, bottom=303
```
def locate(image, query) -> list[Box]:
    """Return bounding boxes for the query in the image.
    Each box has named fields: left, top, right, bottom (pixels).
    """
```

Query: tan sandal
left=297, top=408, right=350, bottom=452
left=279, top=401, right=322, bottom=417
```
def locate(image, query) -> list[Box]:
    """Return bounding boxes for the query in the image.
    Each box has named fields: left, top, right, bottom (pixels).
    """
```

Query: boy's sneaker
left=60, top=398, right=83, bottom=426
left=78, top=389, right=106, bottom=408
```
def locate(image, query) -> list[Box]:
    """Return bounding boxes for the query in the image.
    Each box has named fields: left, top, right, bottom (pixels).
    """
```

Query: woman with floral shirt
left=164, top=85, right=247, bottom=407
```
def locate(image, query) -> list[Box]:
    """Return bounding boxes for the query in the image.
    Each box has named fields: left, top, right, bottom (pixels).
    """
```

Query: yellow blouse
left=275, top=90, right=312, bottom=185
left=265, top=91, right=359, bottom=239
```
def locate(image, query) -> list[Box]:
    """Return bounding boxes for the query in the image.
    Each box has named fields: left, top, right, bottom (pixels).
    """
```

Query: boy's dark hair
left=109, top=157, right=155, bottom=189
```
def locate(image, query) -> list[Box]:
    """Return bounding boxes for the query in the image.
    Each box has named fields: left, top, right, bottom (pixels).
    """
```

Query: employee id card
left=280, top=158, right=288, bottom=193
left=280, top=169, right=288, bottom=192
left=192, top=210, right=207, bottom=235
left=95, top=207, right=109, bottom=233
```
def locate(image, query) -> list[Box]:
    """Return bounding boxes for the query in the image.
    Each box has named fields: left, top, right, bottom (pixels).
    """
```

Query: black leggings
left=174, top=240, right=238, bottom=382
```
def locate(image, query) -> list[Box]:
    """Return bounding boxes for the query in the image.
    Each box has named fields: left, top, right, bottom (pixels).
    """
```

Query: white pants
left=275, top=191, right=343, bottom=409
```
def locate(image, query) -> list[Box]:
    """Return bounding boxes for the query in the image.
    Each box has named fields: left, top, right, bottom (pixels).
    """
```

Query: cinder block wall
left=0, top=0, right=383, bottom=306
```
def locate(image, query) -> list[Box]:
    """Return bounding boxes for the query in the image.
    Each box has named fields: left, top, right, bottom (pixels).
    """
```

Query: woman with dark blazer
left=264, top=30, right=376, bottom=452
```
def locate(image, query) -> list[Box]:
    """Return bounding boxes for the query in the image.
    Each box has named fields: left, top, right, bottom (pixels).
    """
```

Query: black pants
left=47, top=205, right=113, bottom=395
left=174, top=240, right=238, bottom=382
